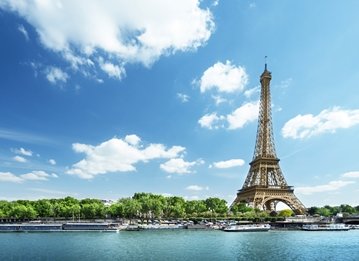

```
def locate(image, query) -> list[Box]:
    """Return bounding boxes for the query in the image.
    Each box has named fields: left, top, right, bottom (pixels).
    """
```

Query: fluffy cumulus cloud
left=49, top=159, right=57, bottom=165
left=99, top=59, right=125, bottom=79
left=227, top=101, right=259, bottom=129
left=160, top=158, right=204, bottom=174
left=342, top=171, right=359, bottom=178
left=211, top=159, right=245, bottom=169
left=67, top=135, right=186, bottom=179
left=198, top=101, right=259, bottom=130
left=198, top=112, right=224, bottom=129
left=296, top=180, right=355, bottom=195
left=0, top=0, right=214, bottom=81
left=0, top=171, right=56, bottom=183
left=199, top=61, right=248, bottom=93
left=20, top=171, right=52, bottom=181
left=0, top=172, right=24, bottom=183
left=282, top=107, right=359, bottom=139
left=46, top=66, right=69, bottom=84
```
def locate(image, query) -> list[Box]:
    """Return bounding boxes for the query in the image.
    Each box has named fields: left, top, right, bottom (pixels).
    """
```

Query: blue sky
left=1, top=0, right=359, bottom=207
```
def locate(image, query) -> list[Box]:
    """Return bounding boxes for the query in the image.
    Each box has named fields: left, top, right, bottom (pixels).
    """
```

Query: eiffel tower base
left=233, top=186, right=306, bottom=215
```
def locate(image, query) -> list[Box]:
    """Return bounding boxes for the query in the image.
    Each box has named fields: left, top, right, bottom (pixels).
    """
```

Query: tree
left=164, top=196, right=186, bottom=218
left=205, top=197, right=228, bottom=216
left=109, top=202, right=124, bottom=218
left=231, top=202, right=253, bottom=215
left=34, top=199, right=54, bottom=217
left=317, top=207, right=331, bottom=217
left=81, top=203, right=98, bottom=219
left=307, top=206, right=319, bottom=216
left=185, top=200, right=207, bottom=217
left=8, top=204, right=37, bottom=219
left=121, top=198, right=141, bottom=222
left=278, top=209, right=294, bottom=217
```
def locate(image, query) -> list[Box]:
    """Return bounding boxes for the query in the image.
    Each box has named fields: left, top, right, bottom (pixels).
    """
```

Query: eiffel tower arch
left=232, top=62, right=306, bottom=215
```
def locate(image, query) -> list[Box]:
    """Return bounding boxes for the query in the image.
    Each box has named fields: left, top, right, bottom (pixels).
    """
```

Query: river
left=1, top=229, right=358, bottom=260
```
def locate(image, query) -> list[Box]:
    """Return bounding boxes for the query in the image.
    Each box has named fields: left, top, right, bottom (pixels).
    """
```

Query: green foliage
left=1, top=195, right=358, bottom=221
left=278, top=209, right=294, bottom=217
left=205, top=197, right=228, bottom=215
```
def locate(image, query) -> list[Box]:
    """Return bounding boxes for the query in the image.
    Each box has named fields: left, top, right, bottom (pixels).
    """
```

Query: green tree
left=185, top=200, right=207, bottom=217
left=9, top=204, right=37, bottom=219
left=164, top=196, right=185, bottom=218
left=278, top=209, right=294, bottom=217
left=109, top=202, right=124, bottom=218
left=205, top=197, right=228, bottom=216
left=121, top=198, right=141, bottom=222
left=35, top=199, right=54, bottom=217
left=317, top=207, right=331, bottom=217
left=81, top=203, right=98, bottom=219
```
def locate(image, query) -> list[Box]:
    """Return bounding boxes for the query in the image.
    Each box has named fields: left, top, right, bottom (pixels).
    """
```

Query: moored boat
left=223, top=224, right=271, bottom=232
left=302, top=224, right=350, bottom=231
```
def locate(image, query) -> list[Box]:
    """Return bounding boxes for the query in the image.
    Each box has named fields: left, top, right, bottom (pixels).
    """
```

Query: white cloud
left=160, top=158, right=203, bottom=174
left=296, top=180, right=355, bottom=195
left=342, top=171, right=359, bottom=178
left=124, top=134, right=141, bottom=147
left=49, top=159, right=56, bottom=165
left=0, top=1, right=214, bottom=81
left=0, top=171, right=56, bottom=183
left=51, top=173, right=59, bottom=178
left=186, top=185, right=209, bottom=191
left=282, top=107, right=359, bottom=139
left=244, top=86, right=260, bottom=98
left=198, top=102, right=259, bottom=130
left=198, top=112, right=224, bottom=129
left=17, top=24, right=29, bottom=41
left=67, top=135, right=186, bottom=179
left=0, top=172, right=24, bottom=183
left=13, top=155, right=27, bottom=163
left=99, top=60, right=125, bottom=79
left=227, top=101, right=259, bottom=129
left=13, top=147, right=33, bottom=156
left=20, top=171, right=52, bottom=181
left=46, top=66, right=69, bottom=84
left=199, top=61, right=248, bottom=93
left=212, top=159, right=245, bottom=169
left=177, top=93, right=190, bottom=103
left=211, top=95, right=227, bottom=106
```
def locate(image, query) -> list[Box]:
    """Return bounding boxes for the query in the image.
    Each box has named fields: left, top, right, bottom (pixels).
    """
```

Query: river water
left=1, top=229, right=358, bottom=260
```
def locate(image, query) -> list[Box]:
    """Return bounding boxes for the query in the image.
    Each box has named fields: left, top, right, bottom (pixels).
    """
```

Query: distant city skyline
left=1, top=0, right=359, bottom=207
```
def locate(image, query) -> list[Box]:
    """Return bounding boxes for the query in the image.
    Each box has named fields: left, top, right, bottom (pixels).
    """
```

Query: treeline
left=307, top=205, right=359, bottom=217
left=0, top=193, right=263, bottom=221
left=1, top=193, right=358, bottom=221
left=0, top=193, right=229, bottom=221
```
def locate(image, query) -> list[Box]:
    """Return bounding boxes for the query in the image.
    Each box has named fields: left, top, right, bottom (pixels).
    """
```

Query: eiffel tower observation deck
left=232, top=62, right=306, bottom=215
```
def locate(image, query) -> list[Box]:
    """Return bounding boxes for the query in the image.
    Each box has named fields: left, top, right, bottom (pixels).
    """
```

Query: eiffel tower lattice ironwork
left=232, top=62, right=306, bottom=214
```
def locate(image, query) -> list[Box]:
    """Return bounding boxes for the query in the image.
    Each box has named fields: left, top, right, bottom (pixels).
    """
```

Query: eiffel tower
left=232, top=62, right=306, bottom=214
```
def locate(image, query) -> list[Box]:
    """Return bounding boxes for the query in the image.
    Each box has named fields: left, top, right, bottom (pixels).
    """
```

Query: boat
left=62, top=222, right=119, bottom=232
left=223, top=224, right=271, bottom=232
left=302, top=224, right=350, bottom=231
left=0, top=223, right=63, bottom=232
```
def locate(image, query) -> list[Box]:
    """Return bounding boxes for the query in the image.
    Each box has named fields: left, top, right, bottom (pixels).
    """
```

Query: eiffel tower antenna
left=264, top=55, right=267, bottom=70
left=232, top=63, right=306, bottom=214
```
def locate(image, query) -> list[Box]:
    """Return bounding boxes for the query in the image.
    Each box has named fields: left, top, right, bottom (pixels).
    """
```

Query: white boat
left=302, top=224, right=350, bottom=231
left=223, top=224, right=271, bottom=232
